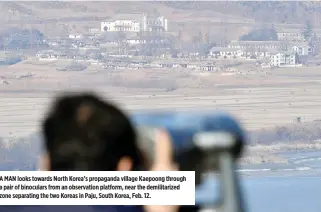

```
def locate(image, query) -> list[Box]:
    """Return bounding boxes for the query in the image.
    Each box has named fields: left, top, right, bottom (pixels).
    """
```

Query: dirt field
left=1, top=59, right=321, bottom=139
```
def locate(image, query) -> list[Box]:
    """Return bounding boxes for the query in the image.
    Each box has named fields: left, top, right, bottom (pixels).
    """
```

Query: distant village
left=1, top=14, right=321, bottom=71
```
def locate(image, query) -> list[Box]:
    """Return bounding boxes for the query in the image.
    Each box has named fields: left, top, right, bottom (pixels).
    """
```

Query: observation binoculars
left=132, top=111, right=246, bottom=212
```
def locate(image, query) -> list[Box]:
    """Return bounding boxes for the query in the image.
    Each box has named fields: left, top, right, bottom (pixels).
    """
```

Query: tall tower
left=220, top=16, right=228, bottom=47
left=164, top=18, right=168, bottom=32
left=141, top=14, right=147, bottom=32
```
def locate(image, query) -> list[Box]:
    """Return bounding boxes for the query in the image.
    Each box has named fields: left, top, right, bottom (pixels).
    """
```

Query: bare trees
left=191, top=31, right=203, bottom=50
left=302, top=20, right=313, bottom=41
left=115, top=31, right=128, bottom=55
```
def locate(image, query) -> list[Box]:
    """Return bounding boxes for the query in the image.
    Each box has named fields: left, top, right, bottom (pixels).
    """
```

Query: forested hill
left=1, top=1, right=321, bottom=25
left=161, top=1, right=321, bottom=25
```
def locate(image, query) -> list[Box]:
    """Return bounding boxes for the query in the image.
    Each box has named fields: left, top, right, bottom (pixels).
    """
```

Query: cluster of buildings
left=209, top=40, right=311, bottom=67
left=208, top=27, right=319, bottom=68
left=35, top=15, right=172, bottom=71
left=36, top=14, right=173, bottom=66
left=35, top=48, right=220, bottom=72
left=33, top=14, right=321, bottom=71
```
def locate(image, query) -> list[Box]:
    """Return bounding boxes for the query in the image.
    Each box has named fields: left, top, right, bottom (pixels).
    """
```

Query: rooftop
left=102, top=19, right=139, bottom=23
left=272, top=51, right=296, bottom=56
left=276, top=28, right=302, bottom=33
left=230, top=40, right=282, bottom=44
left=210, top=47, right=241, bottom=52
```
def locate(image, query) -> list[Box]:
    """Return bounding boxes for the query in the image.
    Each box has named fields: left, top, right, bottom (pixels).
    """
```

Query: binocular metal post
left=195, top=132, right=245, bottom=212
left=218, top=151, right=244, bottom=212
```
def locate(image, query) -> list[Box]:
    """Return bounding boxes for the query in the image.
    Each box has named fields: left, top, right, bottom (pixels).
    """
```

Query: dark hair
left=42, top=92, right=143, bottom=171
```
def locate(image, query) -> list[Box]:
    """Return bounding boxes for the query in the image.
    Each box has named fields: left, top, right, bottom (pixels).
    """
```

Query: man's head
left=41, top=93, right=143, bottom=171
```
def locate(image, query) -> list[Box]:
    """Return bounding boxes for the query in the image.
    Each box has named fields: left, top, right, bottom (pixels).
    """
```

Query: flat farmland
left=1, top=61, right=321, bottom=138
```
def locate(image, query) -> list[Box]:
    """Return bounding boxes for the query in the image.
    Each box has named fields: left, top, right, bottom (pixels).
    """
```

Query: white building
left=126, top=38, right=147, bottom=45
left=101, top=20, right=140, bottom=32
left=277, top=30, right=305, bottom=41
left=209, top=47, right=243, bottom=58
left=209, top=46, right=274, bottom=59
left=69, top=34, right=82, bottom=39
left=100, top=15, right=168, bottom=32
left=291, top=45, right=311, bottom=56
left=227, top=40, right=282, bottom=50
left=36, top=50, right=63, bottom=59
left=141, top=15, right=168, bottom=32
left=270, top=53, right=297, bottom=67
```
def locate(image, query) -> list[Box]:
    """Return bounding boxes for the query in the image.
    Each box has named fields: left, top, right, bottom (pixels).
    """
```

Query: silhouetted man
left=1, top=93, right=180, bottom=212
left=41, top=93, right=143, bottom=172
left=39, top=93, right=178, bottom=212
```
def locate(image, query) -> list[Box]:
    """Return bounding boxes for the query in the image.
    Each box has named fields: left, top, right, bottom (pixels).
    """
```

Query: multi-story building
left=292, top=43, right=314, bottom=56
left=270, top=53, right=298, bottom=67
left=276, top=29, right=305, bottom=41
left=227, top=40, right=283, bottom=50
left=209, top=47, right=243, bottom=58
left=141, top=15, right=168, bottom=32
left=101, top=20, right=141, bottom=32
left=100, top=15, right=168, bottom=32
left=227, top=40, right=313, bottom=57
left=291, top=45, right=311, bottom=56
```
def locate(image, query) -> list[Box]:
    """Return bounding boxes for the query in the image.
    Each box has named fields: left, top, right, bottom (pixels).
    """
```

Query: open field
left=1, top=59, right=321, bottom=167
left=1, top=60, right=321, bottom=137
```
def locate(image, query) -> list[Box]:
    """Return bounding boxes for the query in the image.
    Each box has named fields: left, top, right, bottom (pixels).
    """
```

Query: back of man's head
left=42, top=93, right=142, bottom=171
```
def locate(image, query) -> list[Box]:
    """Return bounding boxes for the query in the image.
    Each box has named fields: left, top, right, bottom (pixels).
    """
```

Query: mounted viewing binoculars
left=132, top=111, right=246, bottom=212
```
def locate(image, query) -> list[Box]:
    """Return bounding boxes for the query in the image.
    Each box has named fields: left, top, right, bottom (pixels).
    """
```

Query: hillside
left=1, top=2, right=321, bottom=39
left=162, top=1, right=321, bottom=25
